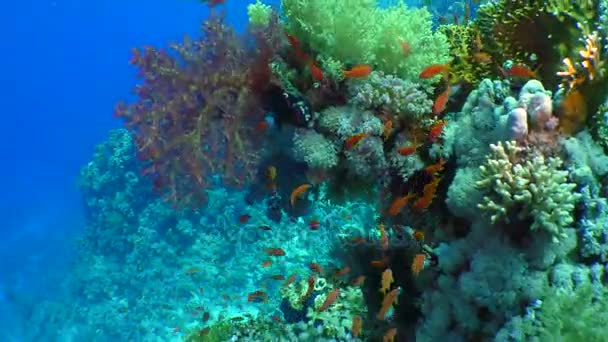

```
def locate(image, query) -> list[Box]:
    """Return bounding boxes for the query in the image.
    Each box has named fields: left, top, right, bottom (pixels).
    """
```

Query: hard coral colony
left=66, top=0, right=608, bottom=341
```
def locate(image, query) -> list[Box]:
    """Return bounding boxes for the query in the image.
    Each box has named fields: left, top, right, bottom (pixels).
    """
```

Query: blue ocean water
left=4, top=0, right=608, bottom=341
left=1, top=0, right=264, bottom=339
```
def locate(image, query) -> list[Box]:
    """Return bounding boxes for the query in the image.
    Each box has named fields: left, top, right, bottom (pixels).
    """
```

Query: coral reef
left=29, top=1, right=608, bottom=341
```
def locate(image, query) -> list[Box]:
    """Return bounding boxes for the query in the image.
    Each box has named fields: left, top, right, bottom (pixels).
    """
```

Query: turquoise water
left=5, top=0, right=608, bottom=341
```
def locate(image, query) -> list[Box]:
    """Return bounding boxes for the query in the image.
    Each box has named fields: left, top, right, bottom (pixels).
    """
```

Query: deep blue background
left=0, top=0, right=277, bottom=324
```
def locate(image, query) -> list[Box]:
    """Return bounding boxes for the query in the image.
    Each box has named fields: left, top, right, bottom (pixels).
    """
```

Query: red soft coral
left=114, top=13, right=269, bottom=207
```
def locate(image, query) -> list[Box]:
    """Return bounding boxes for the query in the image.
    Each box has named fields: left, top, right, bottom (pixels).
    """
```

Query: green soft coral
left=247, top=0, right=272, bottom=27
left=281, top=0, right=450, bottom=81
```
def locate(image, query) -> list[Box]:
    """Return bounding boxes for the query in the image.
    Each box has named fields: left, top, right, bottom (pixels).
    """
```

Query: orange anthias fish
left=310, top=63, right=324, bottom=82
left=377, top=287, right=400, bottom=320
left=411, top=253, right=426, bottom=276
left=428, top=120, right=447, bottom=142
left=382, top=118, right=394, bottom=141
left=248, top=290, right=269, bottom=303
left=398, top=144, right=417, bottom=156
left=343, top=64, right=373, bottom=78
left=284, top=274, right=297, bottom=286
left=425, top=158, right=446, bottom=175
left=317, top=288, right=340, bottom=312
left=508, top=64, right=538, bottom=79
left=309, top=219, right=321, bottom=230
left=310, top=263, right=324, bottom=274
left=301, top=275, right=315, bottom=303
left=387, top=193, right=414, bottom=216
left=473, top=52, right=492, bottom=64
left=413, top=229, right=425, bottom=242
left=265, top=248, right=286, bottom=256
left=380, top=268, right=394, bottom=295
left=344, top=133, right=367, bottom=150
left=290, top=184, right=312, bottom=206
left=335, top=266, right=351, bottom=277
left=384, top=328, right=397, bottom=342
left=433, top=87, right=450, bottom=116
left=261, top=259, right=273, bottom=267
left=379, top=224, right=389, bottom=251
left=419, top=64, right=449, bottom=79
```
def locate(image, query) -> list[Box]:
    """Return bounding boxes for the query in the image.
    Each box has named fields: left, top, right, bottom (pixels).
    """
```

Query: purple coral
left=114, top=14, right=270, bottom=206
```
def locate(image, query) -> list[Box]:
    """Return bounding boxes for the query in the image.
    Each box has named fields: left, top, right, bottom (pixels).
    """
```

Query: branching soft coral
left=281, top=0, right=450, bottom=81
left=114, top=14, right=268, bottom=206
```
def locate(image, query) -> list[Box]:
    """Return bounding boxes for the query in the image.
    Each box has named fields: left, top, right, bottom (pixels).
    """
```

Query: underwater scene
left=8, top=0, right=608, bottom=340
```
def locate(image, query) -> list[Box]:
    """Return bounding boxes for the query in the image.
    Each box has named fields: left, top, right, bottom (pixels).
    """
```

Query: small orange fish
left=310, top=63, right=324, bottom=82
left=412, top=253, right=426, bottom=276
left=261, top=259, right=273, bottom=267
left=290, top=184, right=312, bottom=206
left=433, top=86, right=450, bottom=116
left=425, top=158, right=446, bottom=175
left=200, top=327, right=211, bottom=336
left=284, top=274, right=297, bottom=286
left=377, top=287, right=400, bottom=320
left=265, top=248, right=286, bottom=256
left=380, top=268, right=394, bottom=295
left=352, top=315, right=362, bottom=338
left=271, top=315, right=283, bottom=323
left=379, top=224, right=389, bottom=251
left=270, top=275, right=285, bottom=281
left=371, top=260, right=389, bottom=268
left=387, top=193, right=414, bottom=216
left=383, top=328, right=397, bottom=342
left=202, top=312, right=210, bottom=322
left=382, top=118, right=394, bottom=141
left=351, top=275, right=366, bottom=286
left=419, top=64, right=449, bottom=79
left=310, top=263, right=324, bottom=274
left=343, top=64, right=372, bottom=78
left=400, top=42, right=411, bottom=57
left=309, top=219, right=321, bottom=230
left=413, top=230, right=425, bottom=242
left=301, top=275, right=315, bottom=302
left=285, top=32, right=310, bottom=62
left=344, top=133, right=367, bottom=150
left=398, top=144, right=417, bottom=156
left=508, top=64, right=537, bottom=78
left=428, top=120, right=447, bottom=142
left=335, top=266, right=351, bottom=277
left=473, top=52, right=492, bottom=64
left=239, top=214, right=251, bottom=223
left=317, top=288, right=340, bottom=312
left=255, top=120, right=269, bottom=133
left=248, top=290, right=269, bottom=303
